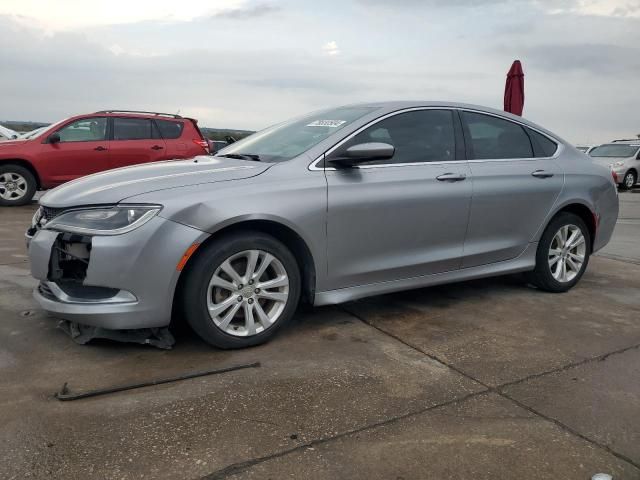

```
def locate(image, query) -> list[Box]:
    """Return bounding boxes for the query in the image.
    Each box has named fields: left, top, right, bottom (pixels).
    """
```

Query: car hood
left=0, top=138, right=28, bottom=147
left=40, top=156, right=270, bottom=207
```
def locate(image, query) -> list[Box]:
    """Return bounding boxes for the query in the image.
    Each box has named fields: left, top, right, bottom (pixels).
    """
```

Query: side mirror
left=328, top=142, right=395, bottom=168
left=48, top=132, right=61, bottom=144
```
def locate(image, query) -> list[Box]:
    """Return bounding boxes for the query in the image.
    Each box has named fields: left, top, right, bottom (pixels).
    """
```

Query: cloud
left=518, top=43, right=640, bottom=75
left=1, top=1, right=639, bottom=144
left=209, top=2, right=280, bottom=20
left=0, top=0, right=244, bottom=30
left=0, top=16, right=368, bottom=129
left=358, top=0, right=640, bottom=17
left=322, top=41, right=340, bottom=56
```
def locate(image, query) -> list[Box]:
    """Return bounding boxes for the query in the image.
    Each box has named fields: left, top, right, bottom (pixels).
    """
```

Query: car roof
left=57, top=112, right=191, bottom=123
left=334, top=100, right=566, bottom=143
left=599, top=143, right=640, bottom=148
left=610, top=139, right=640, bottom=145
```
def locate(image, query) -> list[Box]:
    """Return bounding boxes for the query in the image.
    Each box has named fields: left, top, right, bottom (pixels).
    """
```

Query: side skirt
left=314, top=242, right=538, bottom=306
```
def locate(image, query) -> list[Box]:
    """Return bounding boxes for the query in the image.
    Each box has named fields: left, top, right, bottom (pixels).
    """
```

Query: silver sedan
left=27, top=102, right=619, bottom=348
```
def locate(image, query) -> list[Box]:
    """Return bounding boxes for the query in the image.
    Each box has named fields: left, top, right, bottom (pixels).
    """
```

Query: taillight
left=611, top=170, right=618, bottom=184
left=193, top=139, right=209, bottom=153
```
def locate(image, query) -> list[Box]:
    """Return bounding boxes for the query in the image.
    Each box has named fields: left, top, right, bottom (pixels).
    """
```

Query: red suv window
left=155, top=119, right=184, bottom=139
left=113, top=118, right=159, bottom=140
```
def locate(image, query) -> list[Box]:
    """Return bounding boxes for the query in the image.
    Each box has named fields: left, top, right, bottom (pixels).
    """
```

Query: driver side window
left=330, top=109, right=456, bottom=165
left=57, top=117, right=107, bottom=143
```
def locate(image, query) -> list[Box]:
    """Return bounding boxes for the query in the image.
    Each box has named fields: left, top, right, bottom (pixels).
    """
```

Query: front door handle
left=94, top=146, right=107, bottom=151
left=531, top=170, right=554, bottom=178
left=151, top=145, right=164, bottom=150
left=436, top=172, right=467, bottom=182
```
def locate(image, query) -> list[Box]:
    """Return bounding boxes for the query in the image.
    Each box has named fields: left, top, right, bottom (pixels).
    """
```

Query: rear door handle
left=151, top=145, right=164, bottom=150
left=94, top=146, right=107, bottom=151
left=436, top=172, right=467, bottom=182
left=531, top=170, right=554, bottom=178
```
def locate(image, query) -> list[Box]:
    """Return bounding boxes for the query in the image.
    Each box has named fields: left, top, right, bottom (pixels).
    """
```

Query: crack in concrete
left=199, top=389, right=488, bottom=480
left=197, top=306, right=640, bottom=478
left=344, top=306, right=640, bottom=472
left=497, top=342, right=640, bottom=390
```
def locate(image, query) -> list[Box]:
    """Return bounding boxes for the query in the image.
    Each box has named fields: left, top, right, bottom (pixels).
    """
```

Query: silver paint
left=28, top=101, right=619, bottom=330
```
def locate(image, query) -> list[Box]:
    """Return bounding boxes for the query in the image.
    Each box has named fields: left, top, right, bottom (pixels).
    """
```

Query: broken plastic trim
left=54, top=362, right=261, bottom=401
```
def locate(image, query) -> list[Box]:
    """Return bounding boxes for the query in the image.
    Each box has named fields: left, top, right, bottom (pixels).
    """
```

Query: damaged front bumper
left=28, top=215, right=207, bottom=330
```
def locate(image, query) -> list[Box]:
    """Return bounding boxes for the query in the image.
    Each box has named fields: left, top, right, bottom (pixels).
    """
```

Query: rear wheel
left=526, top=212, right=590, bottom=293
left=620, top=170, right=637, bottom=190
left=181, top=232, right=301, bottom=349
left=0, top=164, right=37, bottom=206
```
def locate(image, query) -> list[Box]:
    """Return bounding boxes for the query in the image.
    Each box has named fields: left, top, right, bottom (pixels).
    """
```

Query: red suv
left=0, top=110, right=209, bottom=205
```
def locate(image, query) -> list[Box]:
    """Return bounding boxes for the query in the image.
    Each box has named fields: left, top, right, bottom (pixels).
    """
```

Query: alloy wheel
left=0, top=172, right=28, bottom=201
left=548, top=224, right=586, bottom=283
left=207, top=249, right=289, bottom=337
left=625, top=172, right=635, bottom=189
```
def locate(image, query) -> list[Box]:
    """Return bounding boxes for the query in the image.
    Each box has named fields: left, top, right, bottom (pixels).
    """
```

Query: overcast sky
left=1, top=0, right=639, bottom=143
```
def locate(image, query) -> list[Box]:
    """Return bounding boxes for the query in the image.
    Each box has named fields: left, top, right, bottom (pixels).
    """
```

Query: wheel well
left=0, top=159, right=41, bottom=189
left=175, top=220, right=317, bottom=310
left=554, top=204, right=596, bottom=252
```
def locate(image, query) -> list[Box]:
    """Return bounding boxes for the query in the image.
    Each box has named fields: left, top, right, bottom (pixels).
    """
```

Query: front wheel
left=526, top=212, right=590, bottom=293
left=180, top=232, right=301, bottom=349
left=0, top=164, right=37, bottom=206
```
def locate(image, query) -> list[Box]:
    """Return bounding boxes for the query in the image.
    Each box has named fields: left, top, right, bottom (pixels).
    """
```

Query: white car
left=589, top=141, right=640, bottom=189
left=20, top=126, right=47, bottom=139
left=0, top=125, right=19, bottom=141
left=576, top=145, right=596, bottom=154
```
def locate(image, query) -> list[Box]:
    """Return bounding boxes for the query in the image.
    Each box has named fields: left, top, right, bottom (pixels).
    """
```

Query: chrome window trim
left=308, top=106, right=563, bottom=171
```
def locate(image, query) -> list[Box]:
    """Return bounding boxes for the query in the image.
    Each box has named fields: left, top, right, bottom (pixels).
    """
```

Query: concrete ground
left=1, top=189, right=639, bottom=479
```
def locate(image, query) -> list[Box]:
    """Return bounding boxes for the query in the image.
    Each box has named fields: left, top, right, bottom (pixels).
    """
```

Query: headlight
left=31, top=208, right=43, bottom=228
left=612, top=161, right=625, bottom=168
left=45, top=205, right=161, bottom=235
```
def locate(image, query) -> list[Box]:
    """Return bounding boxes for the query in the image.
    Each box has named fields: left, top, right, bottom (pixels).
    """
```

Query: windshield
left=218, top=106, right=377, bottom=162
left=589, top=144, right=639, bottom=158
left=23, top=119, right=68, bottom=140
left=21, top=126, right=47, bottom=139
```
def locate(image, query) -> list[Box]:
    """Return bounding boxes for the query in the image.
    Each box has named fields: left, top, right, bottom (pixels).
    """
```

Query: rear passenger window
left=527, top=128, right=558, bottom=157
left=155, top=120, right=184, bottom=139
left=333, top=109, right=456, bottom=165
left=113, top=118, right=153, bottom=140
left=463, top=112, right=533, bottom=159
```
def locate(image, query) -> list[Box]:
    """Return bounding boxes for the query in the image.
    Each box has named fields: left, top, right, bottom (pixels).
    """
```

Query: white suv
left=590, top=140, right=640, bottom=190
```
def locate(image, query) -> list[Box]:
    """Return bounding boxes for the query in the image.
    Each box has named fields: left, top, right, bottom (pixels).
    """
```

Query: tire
left=180, top=231, right=301, bottom=349
left=526, top=212, right=591, bottom=293
left=620, top=170, right=637, bottom=191
left=0, top=164, right=37, bottom=206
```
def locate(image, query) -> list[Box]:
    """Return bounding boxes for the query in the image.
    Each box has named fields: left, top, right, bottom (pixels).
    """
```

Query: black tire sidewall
left=624, top=171, right=636, bottom=190
left=0, top=164, right=37, bottom=206
left=181, top=231, right=301, bottom=349
left=533, top=212, right=591, bottom=292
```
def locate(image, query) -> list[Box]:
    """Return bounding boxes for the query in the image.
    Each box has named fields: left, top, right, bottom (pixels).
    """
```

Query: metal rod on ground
left=54, top=362, right=261, bottom=401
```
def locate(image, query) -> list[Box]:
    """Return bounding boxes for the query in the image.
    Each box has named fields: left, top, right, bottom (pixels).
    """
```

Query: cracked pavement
left=1, top=190, right=639, bottom=479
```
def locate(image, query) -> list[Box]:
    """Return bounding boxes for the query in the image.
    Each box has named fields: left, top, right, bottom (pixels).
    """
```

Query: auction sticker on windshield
left=306, top=120, right=347, bottom=128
